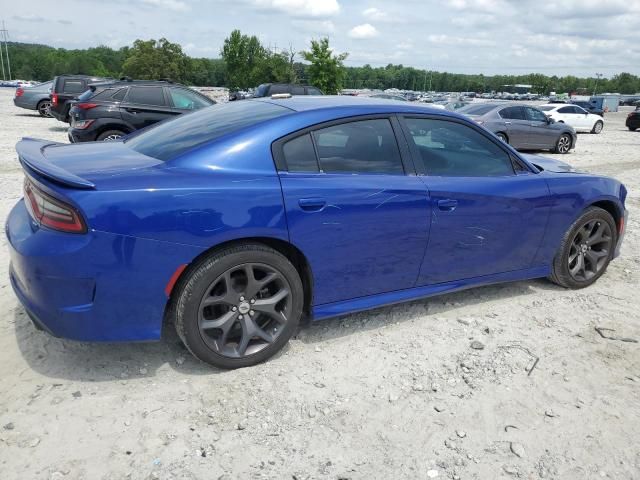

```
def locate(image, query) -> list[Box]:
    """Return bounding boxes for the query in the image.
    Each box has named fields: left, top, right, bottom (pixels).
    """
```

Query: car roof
left=251, top=95, right=459, bottom=116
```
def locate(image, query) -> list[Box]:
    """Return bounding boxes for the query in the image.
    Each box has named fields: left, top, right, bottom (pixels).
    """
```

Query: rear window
left=458, top=104, right=496, bottom=115
left=63, top=80, right=85, bottom=94
left=538, top=106, right=554, bottom=111
left=125, top=101, right=290, bottom=161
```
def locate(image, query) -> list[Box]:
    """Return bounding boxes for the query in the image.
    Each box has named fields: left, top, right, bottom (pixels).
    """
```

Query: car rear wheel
left=554, top=134, right=572, bottom=154
left=496, top=132, right=508, bottom=143
left=37, top=100, right=52, bottom=118
left=549, top=207, right=616, bottom=289
left=96, top=130, right=126, bottom=141
left=174, top=243, right=304, bottom=369
left=591, top=120, right=603, bottom=134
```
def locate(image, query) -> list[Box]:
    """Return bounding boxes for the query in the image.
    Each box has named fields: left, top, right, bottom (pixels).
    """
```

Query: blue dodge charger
left=6, top=96, right=628, bottom=368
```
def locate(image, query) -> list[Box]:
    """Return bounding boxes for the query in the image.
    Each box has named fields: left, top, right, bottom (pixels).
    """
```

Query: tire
left=549, top=207, right=617, bottom=289
left=96, top=130, right=126, bottom=141
left=629, top=127, right=637, bottom=132
left=37, top=100, right=52, bottom=118
left=591, top=120, right=603, bottom=134
left=174, top=243, right=304, bottom=369
left=554, top=133, right=572, bottom=154
left=496, top=132, right=508, bottom=143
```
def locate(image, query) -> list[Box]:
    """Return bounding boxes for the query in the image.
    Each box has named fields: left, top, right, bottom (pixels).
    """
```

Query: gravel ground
left=0, top=88, right=639, bottom=480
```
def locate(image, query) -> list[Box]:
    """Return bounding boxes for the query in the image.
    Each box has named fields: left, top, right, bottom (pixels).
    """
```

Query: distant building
left=502, top=84, right=533, bottom=94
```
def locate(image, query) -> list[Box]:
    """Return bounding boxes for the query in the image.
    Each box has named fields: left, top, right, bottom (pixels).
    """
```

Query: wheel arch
left=95, top=123, right=132, bottom=138
left=589, top=199, right=622, bottom=231
left=164, top=236, right=314, bottom=320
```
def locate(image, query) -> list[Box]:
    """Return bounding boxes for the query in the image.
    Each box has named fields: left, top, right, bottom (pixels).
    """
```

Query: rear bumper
left=68, top=127, right=97, bottom=143
left=5, top=199, right=197, bottom=342
left=13, top=97, right=36, bottom=110
left=50, top=107, right=68, bottom=123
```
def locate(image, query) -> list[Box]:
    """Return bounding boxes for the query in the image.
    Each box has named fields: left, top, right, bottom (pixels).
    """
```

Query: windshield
left=126, top=100, right=291, bottom=161
left=457, top=104, right=497, bottom=115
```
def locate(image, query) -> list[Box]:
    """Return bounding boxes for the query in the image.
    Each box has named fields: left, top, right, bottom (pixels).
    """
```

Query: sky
left=3, top=0, right=640, bottom=76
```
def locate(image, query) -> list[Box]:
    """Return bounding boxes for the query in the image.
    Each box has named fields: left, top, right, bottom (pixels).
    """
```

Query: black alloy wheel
left=174, top=244, right=304, bottom=368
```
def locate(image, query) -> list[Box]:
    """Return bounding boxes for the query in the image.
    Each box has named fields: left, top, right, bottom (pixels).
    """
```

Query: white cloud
left=292, top=19, right=336, bottom=34
left=253, top=0, right=340, bottom=17
left=427, top=34, right=495, bottom=47
left=363, top=7, right=387, bottom=20
left=140, top=0, right=190, bottom=11
left=348, top=23, right=379, bottom=39
left=12, top=15, right=46, bottom=22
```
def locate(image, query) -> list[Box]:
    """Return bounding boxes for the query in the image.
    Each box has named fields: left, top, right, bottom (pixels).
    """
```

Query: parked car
left=7, top=97, right=627, bottom=368
left=457, top=103, right=577, bottom=153
left=538, top=104, right=604, bottom=134
left=13, top=80, right=53, bottom=117
left=67, top=80, right=215, bottom=142
left=569, top=100, right=604, bottom=117
left=443, top=101, right=470, bottom=111
left=253, top=83, right=323, bottom=97
left=50, top=74, right=110, bottom=123
left=626, top=109, right=640, bottom=131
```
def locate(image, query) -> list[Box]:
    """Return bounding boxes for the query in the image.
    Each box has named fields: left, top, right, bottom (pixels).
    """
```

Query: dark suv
left=253, top=83, right=323, bottom=97
left=50, top=74, right=110, bottom=122
left=67, top=80, right=215, bottom=142
left=570, top=100, right=604, bottom=117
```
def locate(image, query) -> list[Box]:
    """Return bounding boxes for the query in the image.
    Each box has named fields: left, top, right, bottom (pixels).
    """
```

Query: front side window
left=312, top=119, right=404, bottom=175
left=307, top=87, right=323, bottom=95
left=269, top=84, right=289, bottom=95
left=404, top=118, right=514, bottom=177
left=525, top=107, right=548, bottom=122
left=126, top=86, right=166, bottom=106
left=169, top=88, right=211, bottom=110
left=291, top=85, right=306, bottom=95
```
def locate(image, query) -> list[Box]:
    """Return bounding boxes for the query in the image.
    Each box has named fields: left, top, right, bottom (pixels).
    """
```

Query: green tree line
left=4, top=36, right=640, bottom=94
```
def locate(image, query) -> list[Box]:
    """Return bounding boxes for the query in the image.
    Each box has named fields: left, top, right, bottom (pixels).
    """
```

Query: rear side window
left=63, top=80, right=85, bottom=94
left=404, top=118, right=514, bottom=177
left=283, top=134, right=318, bottom=172
left=557, top=106, right=574, bottom=113
left=312, top=119, right=404, bottom=175
left=126, top=86, right=166, bottom=106
left=126, top=101, right=290, bottom=161
left=499, top=106, right=526, bottom=120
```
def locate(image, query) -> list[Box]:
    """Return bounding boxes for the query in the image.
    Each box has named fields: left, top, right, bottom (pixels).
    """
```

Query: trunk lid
left=17, top=137, right=164, bottom=189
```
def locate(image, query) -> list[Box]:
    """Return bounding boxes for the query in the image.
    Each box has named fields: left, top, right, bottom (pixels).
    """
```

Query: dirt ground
left=0, top=88, right=638, bottom=480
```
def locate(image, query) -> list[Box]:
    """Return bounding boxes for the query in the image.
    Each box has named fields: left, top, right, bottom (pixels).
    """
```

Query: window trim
left=271, top=114, right=416, bottom=176
left=397, top=114, right=536, bottom=177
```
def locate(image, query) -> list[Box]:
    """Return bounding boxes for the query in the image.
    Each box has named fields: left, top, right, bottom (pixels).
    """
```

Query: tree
left=301, top=38, right=348, bottom=94
left=221, top=30, right=268, bottom=89
left=122, top=38, right=190, bottom=82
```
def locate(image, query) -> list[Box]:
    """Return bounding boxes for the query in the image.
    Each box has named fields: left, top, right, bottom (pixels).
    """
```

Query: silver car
left=13, top=80, right=53, bottom=117
left=457, top=102, right=577, bottom=154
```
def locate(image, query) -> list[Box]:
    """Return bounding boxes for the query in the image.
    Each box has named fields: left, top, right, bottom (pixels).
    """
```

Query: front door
left=120, top=86, right=177, bottom=130
left=497, top=106, right=531, bottom=148
left=276, top=117, right=431, bottom=305
left=525, top=106, right=556, bottom=149
left=399, top=115, right=550, bottom=285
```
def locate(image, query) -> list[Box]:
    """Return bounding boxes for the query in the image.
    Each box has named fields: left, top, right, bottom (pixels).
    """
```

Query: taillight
left=76, top=103, right=98, bottom=110
left=51, top=93, right=58, bottom=106
left=23, top=178, right=87, bottom=234
left=15, top=88, right=24, bottom=97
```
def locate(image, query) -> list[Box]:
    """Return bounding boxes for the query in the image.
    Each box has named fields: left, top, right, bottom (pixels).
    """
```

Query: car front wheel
left=591, top=120, right=603, bottom=134
left=174, top=243, right=304, bottom=368
left=549, top=207, right=617, bottom=289
left=554, top=133, right=572, bottom=154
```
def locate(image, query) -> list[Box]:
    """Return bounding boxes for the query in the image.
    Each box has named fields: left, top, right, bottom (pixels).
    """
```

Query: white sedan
left=538, top=104, right=604, bottom=134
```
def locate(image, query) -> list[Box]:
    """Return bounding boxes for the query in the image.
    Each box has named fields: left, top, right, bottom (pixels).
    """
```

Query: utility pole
left=1, top=21, right=11, bottom=80
left=593, top=72, right=603, bottom=96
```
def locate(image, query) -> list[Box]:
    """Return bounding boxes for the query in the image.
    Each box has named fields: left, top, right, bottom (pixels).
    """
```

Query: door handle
left=125, top=108, right=139, bottom=114
left=298, top=198, right=326, bottom=212
left=437, top=199, right=458, bottom=211
left=504, top=121, right=512, bottom=125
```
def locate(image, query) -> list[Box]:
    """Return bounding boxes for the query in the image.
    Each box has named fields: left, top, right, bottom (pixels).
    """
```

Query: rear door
left=120, top=86, right=176, bottom=129
left=497, top=106, right=530, bottom=147
left=525, top=106, right=556, bottom=148
left=275, top=116, right=431, bottom=306
left=399, top=115, right=550, bottom=284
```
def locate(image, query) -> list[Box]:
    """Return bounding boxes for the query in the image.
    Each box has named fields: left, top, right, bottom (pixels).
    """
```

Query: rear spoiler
left=17, top=138, right=95, bottom=189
